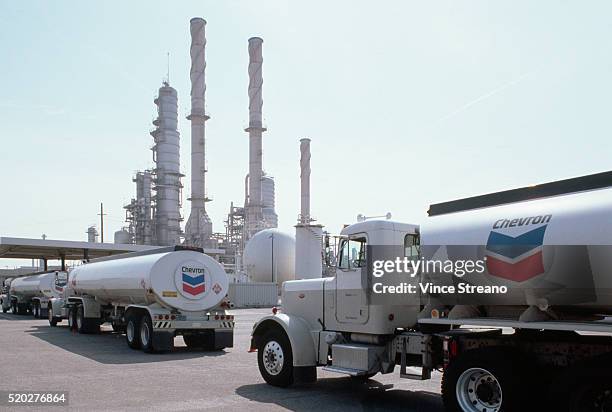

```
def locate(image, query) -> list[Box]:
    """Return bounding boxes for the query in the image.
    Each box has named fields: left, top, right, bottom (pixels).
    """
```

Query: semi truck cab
left=250, top=219, right=426, bottom=385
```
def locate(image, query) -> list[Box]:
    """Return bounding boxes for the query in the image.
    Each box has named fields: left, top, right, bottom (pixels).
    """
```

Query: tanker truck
left=48, top=246, right=235, bottom=353
left=8, top=271, right=67, bottom=317
left=250, top=171, right=612, bottom=411
left=1, top=277, right=12, bottom=313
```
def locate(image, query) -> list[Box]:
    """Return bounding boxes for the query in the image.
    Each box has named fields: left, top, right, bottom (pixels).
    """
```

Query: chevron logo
left=182, top=271, right=205, bottom=296
left=485, top=225, right=547, bottom=282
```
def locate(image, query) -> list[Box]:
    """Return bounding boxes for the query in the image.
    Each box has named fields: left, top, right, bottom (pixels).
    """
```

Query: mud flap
left=152, top=331, right=174, bottom=352
left=294, top=366, right=317, bottom=383
left=213, top=329, right=233, bottom=349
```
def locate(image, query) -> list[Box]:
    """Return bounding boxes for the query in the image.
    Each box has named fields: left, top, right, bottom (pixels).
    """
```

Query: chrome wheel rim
left=140, top=321, right=150, bottom=347
left=126, top=320, right=135, bottom=343
left=263, top=340, right=284, bottom=376
left=456, top=367, right=502, bottom=412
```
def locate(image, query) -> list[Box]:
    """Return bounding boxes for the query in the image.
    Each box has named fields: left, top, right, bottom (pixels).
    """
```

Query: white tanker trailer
left=251, top=171, right=612, bottom=411
left=8, top=271, right=67, bottom=317
left=48, top=246, right=234, bottom=353
left=420, top=180, right=612, bottom=321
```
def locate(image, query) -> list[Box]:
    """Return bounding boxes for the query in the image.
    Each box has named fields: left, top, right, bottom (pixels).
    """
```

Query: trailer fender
left=251, top=313, right=317, bottom=367
left=70, top=296, right=101, bottom=318
left=48, top=298, right=64, bottom=316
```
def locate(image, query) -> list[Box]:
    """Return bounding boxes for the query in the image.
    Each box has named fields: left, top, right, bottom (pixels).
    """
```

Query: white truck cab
left=250, top=219, right=424, bottom=385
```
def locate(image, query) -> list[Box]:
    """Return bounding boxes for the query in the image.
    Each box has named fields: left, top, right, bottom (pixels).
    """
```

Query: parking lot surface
left=0, top=309, right=443, bottom=411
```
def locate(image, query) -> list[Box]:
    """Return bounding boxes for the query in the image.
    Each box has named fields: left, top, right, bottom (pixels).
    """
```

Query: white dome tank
left=243, top=229, right=295, bottom=284
left=114, top=229, right=131, bottom=244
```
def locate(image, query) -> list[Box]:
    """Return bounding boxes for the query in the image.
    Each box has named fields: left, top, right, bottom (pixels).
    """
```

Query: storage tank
left=422, top=183, right=612, bottom=316
left=69, top=250, right=228, bottom=312
left=114, top=229, right=131, bottom=244
left=243, top=229, right=295, bottom=284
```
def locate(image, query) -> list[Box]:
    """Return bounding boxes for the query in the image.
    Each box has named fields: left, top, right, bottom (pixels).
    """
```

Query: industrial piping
left=185, top=17, right=213, bottom=248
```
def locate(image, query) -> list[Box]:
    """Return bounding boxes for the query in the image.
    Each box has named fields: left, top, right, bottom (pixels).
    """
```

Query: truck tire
left=33, top=302, right=39, bottom=318
left=2, top=306, right=7, bottom=313
left=68, top=306, right=77, bottom=330
left=140, top=314, right=155, bottom=353
left=75, top=305, right=100, bottom=334
left=549, top=357, right=612, bottom=411
left=257, top=328, right=294, bottom=387
left=442, top=348, right=525, bottom=412
left=48, top=305, right=58, bottom=327
left=126, top=314, right=142, bottom=349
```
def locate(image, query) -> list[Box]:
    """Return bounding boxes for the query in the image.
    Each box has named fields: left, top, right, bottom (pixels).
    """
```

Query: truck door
left=335, top=235, right=369, bottom=324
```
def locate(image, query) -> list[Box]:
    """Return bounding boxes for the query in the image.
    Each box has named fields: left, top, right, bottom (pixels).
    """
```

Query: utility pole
left=98, top=203, right=106, bottom=243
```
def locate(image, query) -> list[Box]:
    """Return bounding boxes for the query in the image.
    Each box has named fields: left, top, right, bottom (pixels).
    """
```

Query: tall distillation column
left=151, top=82, right=183, bottom=246
left=244, top=37, right=267, bottom=240
left=135, top=170, right=153, bottom=245
left=295, top=138, right=323, bottom=279
left=185, top=17, right=213, bottom=247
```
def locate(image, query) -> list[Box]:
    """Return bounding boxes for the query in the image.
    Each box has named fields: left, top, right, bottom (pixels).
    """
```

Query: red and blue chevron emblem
left=182, top=272, right=205, bottom=296
left=485, top=225, right=547, bottom=282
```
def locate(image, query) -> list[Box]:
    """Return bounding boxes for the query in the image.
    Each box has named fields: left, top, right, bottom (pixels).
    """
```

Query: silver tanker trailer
left=8, top=271, right=66, bottom=317
left=251, top=171, right=612, bottom=411
left=48, top=246, right=234, bottom=353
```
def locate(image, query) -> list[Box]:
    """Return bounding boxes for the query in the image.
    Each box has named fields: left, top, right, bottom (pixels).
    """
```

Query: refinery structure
left=115, top=17, right=302, bottom=281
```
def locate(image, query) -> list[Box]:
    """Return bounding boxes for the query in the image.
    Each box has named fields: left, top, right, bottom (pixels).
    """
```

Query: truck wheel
left=76, top=306, right=85, bottom=332
left=257, top=329, right=294, bottom=387
left=549, top=358, right=612, bottom=411
left=442, top=348, right=524, bottom=412
left=140, top=314, right=155, bottom=353
left=33, top=303, right=39, bottom=318
left=111, top=321, right=125, bottom=333
left=126, top=314, right=142, bottom=349
left=68, top=306, right=78, bottom=331
left=48, top=305, right=58, bottom=326
left=2, top=306, right=6, bottom=313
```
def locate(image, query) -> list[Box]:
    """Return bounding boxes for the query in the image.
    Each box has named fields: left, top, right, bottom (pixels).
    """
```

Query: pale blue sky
left=1, top=1, right=611, bottom=267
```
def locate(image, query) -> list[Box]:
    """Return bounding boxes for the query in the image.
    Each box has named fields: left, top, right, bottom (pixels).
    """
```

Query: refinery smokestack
left=245, top=37, right=266, bottom=238
left=295, top=138, right=323, bottom=279
left=299, top=138, right=311, bottom=223
left=185, top=17, right=212, bottom=247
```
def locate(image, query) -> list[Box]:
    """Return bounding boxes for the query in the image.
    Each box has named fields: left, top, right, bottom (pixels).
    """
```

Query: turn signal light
left=272, top=307, right=278, bottom=315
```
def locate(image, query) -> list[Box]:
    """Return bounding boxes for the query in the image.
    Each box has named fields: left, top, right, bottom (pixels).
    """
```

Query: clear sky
left=1, top=1, right=611, bottom=267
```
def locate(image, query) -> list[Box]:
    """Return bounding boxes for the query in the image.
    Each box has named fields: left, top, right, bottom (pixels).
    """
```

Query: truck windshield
left=338, top=237, right=367, bottom=269
left=56, top=273, right=67, bottom=287
left=404, top=234, right=420, bottom=260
